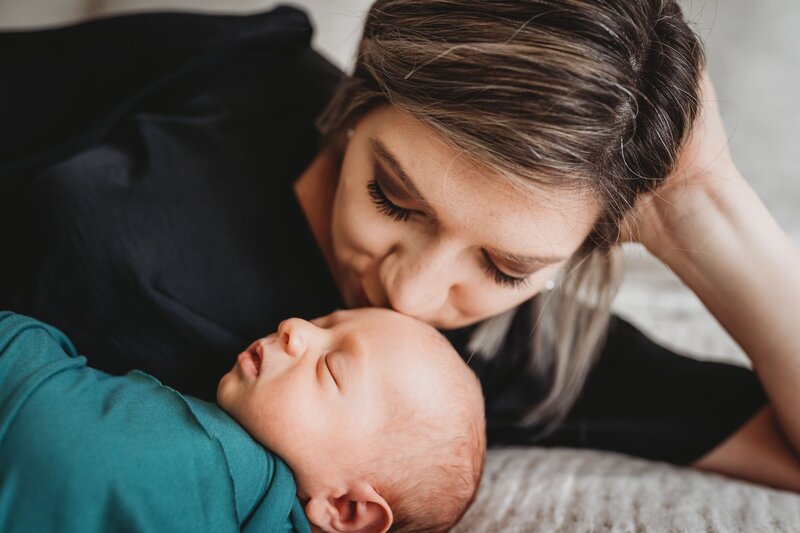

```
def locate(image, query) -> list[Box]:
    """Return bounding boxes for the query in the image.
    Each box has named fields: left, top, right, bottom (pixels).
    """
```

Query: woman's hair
left=317, top=0, right=704, bottom=431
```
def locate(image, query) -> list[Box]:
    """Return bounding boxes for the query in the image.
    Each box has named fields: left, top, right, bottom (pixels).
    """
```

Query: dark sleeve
left=0, top=6, right=312, bottom=181
left=0, top=8, right=343, bottom=400
left=455, top=308, right=767, bottom=465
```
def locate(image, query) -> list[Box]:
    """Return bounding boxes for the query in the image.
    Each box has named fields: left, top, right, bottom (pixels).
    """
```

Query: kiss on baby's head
left=217, top=308, right=486, bottom=533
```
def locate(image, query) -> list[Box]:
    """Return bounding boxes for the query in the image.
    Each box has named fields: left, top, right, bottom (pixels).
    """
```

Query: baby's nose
left=277, top=318, right=315, bottom=357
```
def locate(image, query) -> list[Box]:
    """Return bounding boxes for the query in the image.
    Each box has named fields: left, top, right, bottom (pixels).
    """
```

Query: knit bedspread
left=456, top=447, right=800, bottom=532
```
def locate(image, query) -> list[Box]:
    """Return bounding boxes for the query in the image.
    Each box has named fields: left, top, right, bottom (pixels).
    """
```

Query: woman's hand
left=621, top=70, right=748, bottom=259
left=621, top=70, right=800, bottom=477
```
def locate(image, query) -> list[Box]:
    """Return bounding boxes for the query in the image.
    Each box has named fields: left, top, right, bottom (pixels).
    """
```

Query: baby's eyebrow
left=341, top=332, right=368, bottom=362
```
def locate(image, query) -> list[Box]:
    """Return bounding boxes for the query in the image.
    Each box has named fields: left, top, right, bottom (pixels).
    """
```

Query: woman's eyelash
left=367, top=180, right=412, bottom=222
left=481, top=251, right=530, bottom=289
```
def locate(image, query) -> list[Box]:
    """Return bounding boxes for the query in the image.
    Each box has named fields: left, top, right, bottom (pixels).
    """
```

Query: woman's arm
left=630, top=73, right=800, bottom=489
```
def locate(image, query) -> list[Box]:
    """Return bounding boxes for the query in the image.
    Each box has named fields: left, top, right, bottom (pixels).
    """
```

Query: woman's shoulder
left=0, top=6, right=341, bottom=181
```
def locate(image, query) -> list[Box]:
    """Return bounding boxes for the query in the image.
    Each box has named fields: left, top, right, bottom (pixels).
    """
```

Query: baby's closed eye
left=324, top=353, right=341, bottom=388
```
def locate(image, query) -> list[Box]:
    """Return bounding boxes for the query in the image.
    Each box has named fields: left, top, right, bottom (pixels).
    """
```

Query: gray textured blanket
left=456, top=447, right=800, bottom=532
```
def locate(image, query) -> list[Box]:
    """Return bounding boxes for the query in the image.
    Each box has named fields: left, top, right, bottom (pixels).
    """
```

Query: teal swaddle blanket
left=0, top=312, right=309, bottom=533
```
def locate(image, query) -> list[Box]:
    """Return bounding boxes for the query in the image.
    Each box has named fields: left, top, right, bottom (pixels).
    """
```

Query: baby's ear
left=304, top=481, right=392, bottom=533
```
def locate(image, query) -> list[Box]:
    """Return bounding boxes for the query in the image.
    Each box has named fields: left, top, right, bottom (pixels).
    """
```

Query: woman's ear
left=305, top=482, right=392, bottom=533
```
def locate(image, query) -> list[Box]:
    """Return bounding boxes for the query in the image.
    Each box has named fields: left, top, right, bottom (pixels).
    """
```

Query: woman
left=2, top=0, right=799, bottom=494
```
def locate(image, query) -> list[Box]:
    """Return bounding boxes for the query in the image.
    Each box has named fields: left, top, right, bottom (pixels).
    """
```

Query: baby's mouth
left=238, top=343, right=262, bottom=377
left=250, top=344, right=263, bottom=375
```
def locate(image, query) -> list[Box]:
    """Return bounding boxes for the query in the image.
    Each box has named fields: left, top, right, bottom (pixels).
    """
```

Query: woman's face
left=329, top=106, right=599, bottom=330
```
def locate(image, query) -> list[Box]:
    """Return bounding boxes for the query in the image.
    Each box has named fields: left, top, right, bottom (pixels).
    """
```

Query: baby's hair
left=385, top=413, right=485, bottom=532
left=368, top=329, right=486, bottom=532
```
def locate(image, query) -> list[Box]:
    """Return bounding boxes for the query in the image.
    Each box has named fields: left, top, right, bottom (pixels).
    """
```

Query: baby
left=0, top=308, right=485, bottom=533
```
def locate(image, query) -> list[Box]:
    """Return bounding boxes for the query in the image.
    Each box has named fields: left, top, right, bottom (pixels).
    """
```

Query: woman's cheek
left=330, top=181, right=363, bottom=258
left=459, top=289, right=521, bottom=324
left=335, top=183, right=393, bottom=257
left=454, top=272, right=548, bottom=326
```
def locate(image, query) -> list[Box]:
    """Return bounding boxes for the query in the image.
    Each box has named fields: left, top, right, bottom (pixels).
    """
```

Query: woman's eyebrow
left=370, top=137, right=437, bottom=215
left=487, top=246, right=566, bottom=266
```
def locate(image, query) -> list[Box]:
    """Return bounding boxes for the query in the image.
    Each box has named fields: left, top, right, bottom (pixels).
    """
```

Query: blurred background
left=2, top=0, right=798, bottom=366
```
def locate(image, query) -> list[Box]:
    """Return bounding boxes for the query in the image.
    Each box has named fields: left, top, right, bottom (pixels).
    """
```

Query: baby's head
left=217, top=308, right=485, bottom=533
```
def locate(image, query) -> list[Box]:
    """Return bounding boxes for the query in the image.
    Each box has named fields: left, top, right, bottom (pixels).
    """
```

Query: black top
left=0, top=6, right=765, bottom=465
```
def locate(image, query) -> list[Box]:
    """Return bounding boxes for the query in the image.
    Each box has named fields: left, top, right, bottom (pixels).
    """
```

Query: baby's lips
left=236, top=349, right=259, bottom=377
left=254, top=341, right=271, bottom=373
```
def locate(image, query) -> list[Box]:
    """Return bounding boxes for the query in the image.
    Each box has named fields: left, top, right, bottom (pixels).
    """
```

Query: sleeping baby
left=0, top=308, right=485, bottom=533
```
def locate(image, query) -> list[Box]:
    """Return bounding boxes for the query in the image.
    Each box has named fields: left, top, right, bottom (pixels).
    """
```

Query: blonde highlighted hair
left=318, top=0, right=704, bottom=431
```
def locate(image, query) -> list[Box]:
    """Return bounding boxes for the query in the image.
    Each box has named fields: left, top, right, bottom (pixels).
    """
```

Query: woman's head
left=327, top=105, right=598, bottom=329
left=318, top=0, right=704, bottom=327
left=316, top=0, right=704, bottom=424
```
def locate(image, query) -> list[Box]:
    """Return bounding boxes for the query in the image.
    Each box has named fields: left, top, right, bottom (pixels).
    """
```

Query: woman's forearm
left=649, top=169, right=800, bottom=455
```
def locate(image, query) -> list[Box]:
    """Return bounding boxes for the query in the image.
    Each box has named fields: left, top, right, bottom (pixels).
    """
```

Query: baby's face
left=217, top=308, right=460, bottom=495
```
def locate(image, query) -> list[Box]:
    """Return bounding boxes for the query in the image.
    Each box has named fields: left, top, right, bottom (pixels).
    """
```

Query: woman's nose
left=381, top=242, right=457, bottom=319
left=277, top=318, right=321, bottom=357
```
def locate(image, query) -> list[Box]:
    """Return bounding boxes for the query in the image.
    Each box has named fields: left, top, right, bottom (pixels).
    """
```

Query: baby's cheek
left=221, top=385, right=276, bottom=444
left=216, top=372, right=250, bottom=417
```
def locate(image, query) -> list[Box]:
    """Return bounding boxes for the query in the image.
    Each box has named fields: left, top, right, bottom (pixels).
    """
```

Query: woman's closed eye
left=367, top=179, right=414, bottom=222
left=480, top=250, right=531, bottom=289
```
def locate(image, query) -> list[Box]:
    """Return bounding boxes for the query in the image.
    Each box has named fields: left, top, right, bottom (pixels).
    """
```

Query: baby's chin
left=215, top=368, right=237, bottom=408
